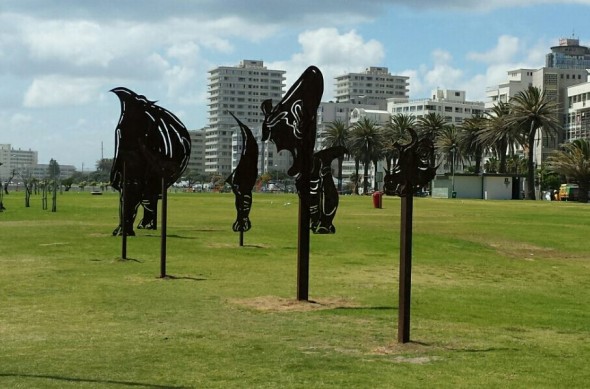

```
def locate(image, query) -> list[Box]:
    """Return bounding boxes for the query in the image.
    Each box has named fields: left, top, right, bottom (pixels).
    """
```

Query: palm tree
left=383, top=114, right=414, bottom=172
left=323, top=119, right=350, bottom=192
left=547, top=139, right=590, bottom=203
left=509, top=86, right=560, bottom=200
left=349, top=118, right=383, bottom=194
left=417, top=112, right=448, bottom=169
left=477, top=101, right=518, bottom=174
left=435, top=125, right=462, bottom=174
left=458, top=115, right=486, bottom=174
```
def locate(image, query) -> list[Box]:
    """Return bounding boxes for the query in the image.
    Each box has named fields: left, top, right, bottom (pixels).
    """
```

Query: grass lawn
left=0, top=190, right=589, bottom=388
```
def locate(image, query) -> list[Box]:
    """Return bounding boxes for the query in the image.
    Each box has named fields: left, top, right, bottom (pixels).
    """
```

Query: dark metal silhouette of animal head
left=383, top=128, right=436, bottom=197
left=260, top=66, right=323, bottom=186
left=226, top=112, right=259, bottom=232
left=110, top=87, right=191, bottom=236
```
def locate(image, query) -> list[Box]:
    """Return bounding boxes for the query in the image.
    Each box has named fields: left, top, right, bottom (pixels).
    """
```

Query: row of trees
left=324, top=86, right=589, bottom=200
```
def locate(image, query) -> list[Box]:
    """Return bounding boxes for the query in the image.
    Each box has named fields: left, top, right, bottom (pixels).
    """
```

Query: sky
left=2, top=0, right=590, bottom=171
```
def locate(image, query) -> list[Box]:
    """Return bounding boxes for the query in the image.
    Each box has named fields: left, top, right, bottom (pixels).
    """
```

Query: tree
left=509, top=86, right=560, bottom=200
left=417, top=112, right=448, bottom=169
left=458, top=115, right=486, bottom=174
left=478, top=101, right=518, bottom=174
left=48, top=159, right=60, bottom=180
left=547, top=139, right=590, bottom=203
left=383, top=114, right=414, bottom=172
left=435, top=125, right=462, bottom=174
left=349, top=118, right=383, bottom=194
left=323, top=119, right=350, bottom=192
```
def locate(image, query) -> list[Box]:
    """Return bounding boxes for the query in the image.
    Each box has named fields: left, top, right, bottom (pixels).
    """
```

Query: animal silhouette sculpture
left=110, top=87, right=191, bottom=236
left=226, top=112, right=258, bottom=232
left=383, top=128, right=436, bottom=197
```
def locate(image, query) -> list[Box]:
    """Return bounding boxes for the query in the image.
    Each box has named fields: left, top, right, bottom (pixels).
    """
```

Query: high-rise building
left=334, top=67, right=409, bottom=109
left=546, top=37, right=590, bottom=69
left=565, top=82, right=590, bottom=142
left=206, top=60, right=286, bottom=177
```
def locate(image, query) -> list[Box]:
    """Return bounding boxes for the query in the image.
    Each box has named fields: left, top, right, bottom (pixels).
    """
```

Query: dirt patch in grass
left=230, top=295, right=360, bottom=312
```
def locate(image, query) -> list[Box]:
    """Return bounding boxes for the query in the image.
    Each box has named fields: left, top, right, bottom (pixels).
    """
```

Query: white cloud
left=467, top=35, right=521, bottom=64
left=269, top=28, right=385, bottom=101
left=24, top=76, right=104, bottom=108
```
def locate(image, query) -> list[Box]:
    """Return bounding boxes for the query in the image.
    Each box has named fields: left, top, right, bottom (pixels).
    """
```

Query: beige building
left=0, top=144, right=38, bottom=181
left=334, top=67, right=409, bottom=109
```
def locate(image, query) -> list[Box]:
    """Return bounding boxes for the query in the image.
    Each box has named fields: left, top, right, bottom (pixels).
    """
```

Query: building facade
left=187, top=129, right=206, bottom=177
left=334, top=67, right=409, bottom=109
left=0, top=144, right=38, bottom=181
left=206, top=60, right=286, bottom=177
left=566, top=82, right=590, bottom=142
left=388, top=89, right=484, bottom=125
left=546, top=37, right=590, bottom=70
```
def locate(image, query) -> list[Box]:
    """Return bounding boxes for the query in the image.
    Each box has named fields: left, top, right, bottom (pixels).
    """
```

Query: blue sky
left=1, top=0, right=590, bottom=171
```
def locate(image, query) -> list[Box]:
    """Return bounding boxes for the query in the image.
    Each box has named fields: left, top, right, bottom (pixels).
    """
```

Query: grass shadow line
left=159, top=274, right=207, bottom=281
left=0, top=373, right=191, bottom=388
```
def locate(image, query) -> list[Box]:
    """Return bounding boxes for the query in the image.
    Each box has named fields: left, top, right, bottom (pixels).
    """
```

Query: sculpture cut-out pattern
left=260, top=66, right=343, bottom=233
left=226, top=112, right=259, bottom=232
left=383, top=128, right=436, bottom=197
left=260, top=66, right=323, bottom=191
left=110, top=87, right=191, bottom=236
left=310, top=146, right=347, bottom=234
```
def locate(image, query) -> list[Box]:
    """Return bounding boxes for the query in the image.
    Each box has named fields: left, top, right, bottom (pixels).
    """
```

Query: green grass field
left=1, top=191, right=589, bottom=388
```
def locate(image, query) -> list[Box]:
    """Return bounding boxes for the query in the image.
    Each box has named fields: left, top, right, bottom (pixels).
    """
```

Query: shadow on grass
left=0, top=373, right=191, bottom=388
left=159, top=274, right=207, bottom=281
left=332, top=306, right=396, bottom=311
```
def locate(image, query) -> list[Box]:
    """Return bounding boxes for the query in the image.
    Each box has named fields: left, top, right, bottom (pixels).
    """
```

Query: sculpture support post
left=239, top=231, right=244, bottom=247
left=160, top=175, right=167, bottom=278
left=398, top=192, right=413, bottom=343
left=121, top=162, right=127, bottom=260
left=297, top=144, right=312, bottom=301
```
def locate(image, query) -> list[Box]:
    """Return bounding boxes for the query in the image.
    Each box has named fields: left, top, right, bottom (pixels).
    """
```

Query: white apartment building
left=566, top=82, right=590, bottom=142
left=486, top=69, right=535, bottom=109
left=387, top=89, right=484, bottom=125
left=206, top=60, right=285, bottom=177
left=0, top=144, right=38, bottom=181
left=334, top=67, right=409, bottom=110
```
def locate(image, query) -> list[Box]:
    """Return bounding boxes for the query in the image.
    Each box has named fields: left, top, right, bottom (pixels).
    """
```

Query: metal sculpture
left=261, top=65, right=342, bottom=300
left=226, top=112, right=259, bottom=238
left=383, top=127, right=436, bottom=343
left=310, top=146, right=347, bottom=234
left=383, top=128, right=436, bottom=197
left=110, top=87, right=191, bottom=237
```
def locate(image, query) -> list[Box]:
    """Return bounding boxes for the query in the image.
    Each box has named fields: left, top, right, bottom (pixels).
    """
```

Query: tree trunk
left=526, top=124, right=536, bottom=200
left=372, top=159, right=379, bottom=192
left=354, top=159, right=360, bottom=195
left=337, top=157, right=343, bottom=192
left=363, top=159, right=370, bottom=195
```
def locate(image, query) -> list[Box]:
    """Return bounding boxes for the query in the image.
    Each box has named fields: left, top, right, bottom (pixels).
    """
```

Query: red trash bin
left=372, top=191, right=383, bottom=208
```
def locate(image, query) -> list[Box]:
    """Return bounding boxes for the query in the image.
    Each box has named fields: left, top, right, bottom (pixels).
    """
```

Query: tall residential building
left=334, top=67, right=409, bottom=109
left=546, top=37, right=590, bottom=69
left=206, top=60, right=286, bottom=177
left=187, top=129, right=206, bottom=177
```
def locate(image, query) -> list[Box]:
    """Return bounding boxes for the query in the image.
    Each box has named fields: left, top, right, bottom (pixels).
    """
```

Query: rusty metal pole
left=121, top=162, right=127, bottom=260
left=160, top=175, right=167, bottom=278
left=398, top=192, right=413, bottom=343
